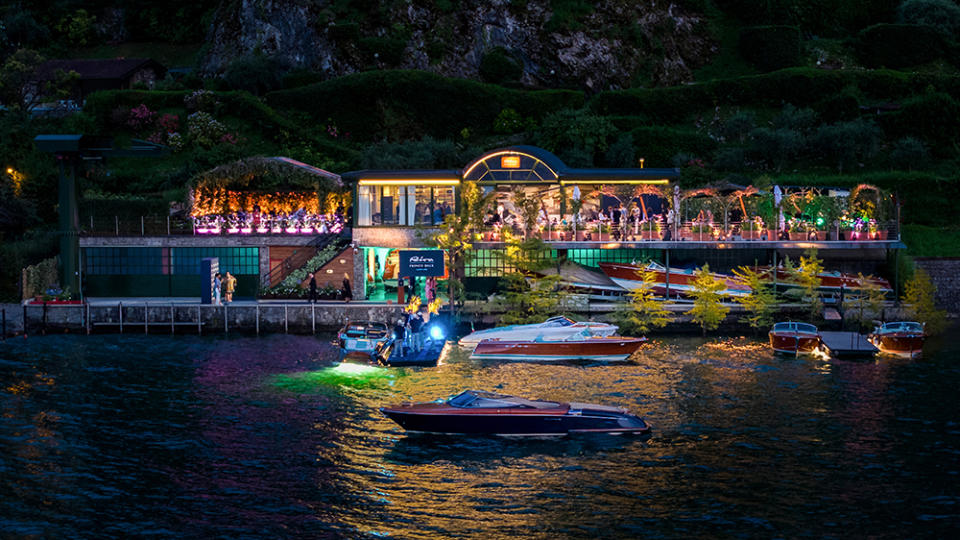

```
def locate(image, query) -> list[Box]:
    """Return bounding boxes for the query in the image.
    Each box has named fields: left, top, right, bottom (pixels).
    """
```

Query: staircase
left=260, top=233, right=346, bottom=290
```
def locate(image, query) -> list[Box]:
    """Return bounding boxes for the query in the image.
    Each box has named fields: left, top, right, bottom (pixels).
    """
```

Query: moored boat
left=337, top=320, right=392, bottom=359
left=757, top=266, right=893, bottom=295
left=598, top=261, right=750, bottom=298
left=869, top=321, right=925, bottom=358
left=470, top=335, right=646, bottom=362
left=380, top=390, right=651, bottom=436
left=769, top=321, right=821, bottom=355
left=458, top=316, right=618, bottom=346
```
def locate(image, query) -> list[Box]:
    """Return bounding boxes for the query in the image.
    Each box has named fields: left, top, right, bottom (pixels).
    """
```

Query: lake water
left=1, top=330, right=958, bottom=538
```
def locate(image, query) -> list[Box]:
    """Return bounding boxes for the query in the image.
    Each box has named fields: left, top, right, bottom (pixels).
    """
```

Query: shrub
left=359, top=36, right=407, bottom=67
left=630, top=126, right=717, bottom=166
left=856, top=23, right=947, bottom=68
left=739, top=25, right=801, bottom=72
left=223, top=53, right=287, bottom=95
left=897, top=0, right=960, bottom=39
left=266, top=70, right=584, bottom=141
left=479, top=47, right=523, bottom=84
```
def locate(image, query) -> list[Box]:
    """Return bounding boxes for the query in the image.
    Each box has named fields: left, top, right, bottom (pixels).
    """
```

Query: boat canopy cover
left=878, top=321, right=923, bottom=333
left=772, top=322, right=818, bottom=334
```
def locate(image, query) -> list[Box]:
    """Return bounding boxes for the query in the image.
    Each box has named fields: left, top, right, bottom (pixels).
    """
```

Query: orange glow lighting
left=501, top=155, right=521, bottom=169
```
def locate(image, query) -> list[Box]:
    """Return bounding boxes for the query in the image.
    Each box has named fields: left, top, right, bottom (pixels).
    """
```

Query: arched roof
left=462, top=146, right=565, bottom=182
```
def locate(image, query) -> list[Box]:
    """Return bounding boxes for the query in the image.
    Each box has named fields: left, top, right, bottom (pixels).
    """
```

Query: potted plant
left=741, top=218, right=763, bottom=240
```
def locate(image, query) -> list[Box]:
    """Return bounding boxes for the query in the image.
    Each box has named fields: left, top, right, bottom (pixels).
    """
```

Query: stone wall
left=914, top=258, right=960, bottom=313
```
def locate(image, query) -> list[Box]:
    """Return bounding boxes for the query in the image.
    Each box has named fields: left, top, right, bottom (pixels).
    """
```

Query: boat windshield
left=447, top=390, right=561, bottom=409
left=773, top=322, right=817, bottom=333
left=883, top=322, right=923, bottom=333
left=542, top=316, right=575, bottom=327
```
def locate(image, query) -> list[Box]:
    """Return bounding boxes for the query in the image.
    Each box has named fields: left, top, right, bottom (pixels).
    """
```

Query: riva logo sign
left=399, top=250, right=445, bottom=276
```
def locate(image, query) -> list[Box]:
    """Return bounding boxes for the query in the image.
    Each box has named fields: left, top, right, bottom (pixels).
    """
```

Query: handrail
left=259, top=233, right=346, bottom=289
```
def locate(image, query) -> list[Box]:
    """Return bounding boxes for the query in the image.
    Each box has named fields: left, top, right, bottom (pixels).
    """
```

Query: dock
left=819, top=331, right=879, bottom=358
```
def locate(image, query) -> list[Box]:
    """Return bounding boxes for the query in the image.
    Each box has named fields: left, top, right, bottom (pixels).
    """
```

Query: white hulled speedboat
left=458, top=316, right=617, bottom=346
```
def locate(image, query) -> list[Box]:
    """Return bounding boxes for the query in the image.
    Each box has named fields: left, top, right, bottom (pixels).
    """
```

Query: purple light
left=257, top=227, right=268, bottom=234
left=300, top=227, right=313, bottom=234
left=197, top=228, right=210, bottom=234
left=240, top=227, right=253, bottom=234
left=285, top=227, right=298, bottom=234
left=227, top=227, right=240, bottom=234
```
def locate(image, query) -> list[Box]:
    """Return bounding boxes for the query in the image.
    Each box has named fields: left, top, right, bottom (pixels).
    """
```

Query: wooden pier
left=819, top=331, right=879, bottom=358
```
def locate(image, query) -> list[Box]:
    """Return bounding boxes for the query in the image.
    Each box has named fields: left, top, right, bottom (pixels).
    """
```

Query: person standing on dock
left=214, top=273, right=222, bottom=306
left=409, top=309, right=424, bottom=353
left=342, top=273, right=352, bottom=303
left=394, top=317, right=407, bottom=355
left=308, top=273, right=317, bottom=303
left=224, top=272, right=236, bottom=303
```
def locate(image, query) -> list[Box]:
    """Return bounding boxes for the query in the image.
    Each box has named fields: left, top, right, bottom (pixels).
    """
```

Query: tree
left=0, top=49, right=78, bottom=111
left=897, top=0, right=960, bottom=38
left=901, top=268, right=947, bottom=335
left=842, top=273, right=888, bottom=330
left=794, top=249, right=824, bottom=322
left=424, top=180, right=494, bottom=315
left=613, top=269, right=672, bottom=336
left=495, top=236, right=569, bottom=325
left=732, top=266, right=778, bottom=333
left=687, top=264, right=730, bottom=335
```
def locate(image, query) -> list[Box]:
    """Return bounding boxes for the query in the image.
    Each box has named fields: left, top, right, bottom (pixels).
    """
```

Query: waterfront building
left=73, top=146, right=903, bottom=301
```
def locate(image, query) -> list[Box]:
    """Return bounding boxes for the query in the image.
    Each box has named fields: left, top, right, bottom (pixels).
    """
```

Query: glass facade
left=82, top=247, right=260, bottom=297
left=357, top=185, right=456, bottom=226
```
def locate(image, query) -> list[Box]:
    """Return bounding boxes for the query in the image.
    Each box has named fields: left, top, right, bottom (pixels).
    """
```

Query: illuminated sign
left=500, top=155, right=521, bottom=169
left=399, top=250, right=445, bottom=277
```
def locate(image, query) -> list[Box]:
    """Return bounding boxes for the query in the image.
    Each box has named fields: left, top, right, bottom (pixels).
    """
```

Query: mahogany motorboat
left=757, top=266, right=893, bottom=295
left=380, top=390, right=652, bottom=437
left=470, top=335, right=647, bottom=362
left=598, top=261, right=751, bottom=298
left=869, top=321, right=925, bottom=358
left=769, top=321, right=821, bottom=355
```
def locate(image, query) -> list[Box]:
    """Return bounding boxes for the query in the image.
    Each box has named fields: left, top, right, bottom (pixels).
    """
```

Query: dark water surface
left=2, top=330, right=959, bottom=539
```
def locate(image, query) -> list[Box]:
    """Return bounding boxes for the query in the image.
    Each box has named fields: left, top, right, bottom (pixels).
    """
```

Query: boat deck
left=383, top=339, right=446, bottom=367
left=819, top=331, right=879, bottom=358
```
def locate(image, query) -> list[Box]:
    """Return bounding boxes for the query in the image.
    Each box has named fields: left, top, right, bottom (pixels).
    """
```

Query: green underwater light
left=268, top=362, right=398, bottom=392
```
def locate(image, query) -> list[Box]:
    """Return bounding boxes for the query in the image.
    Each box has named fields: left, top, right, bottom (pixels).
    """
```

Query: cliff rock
left=199, top=0, right=716, bottom=90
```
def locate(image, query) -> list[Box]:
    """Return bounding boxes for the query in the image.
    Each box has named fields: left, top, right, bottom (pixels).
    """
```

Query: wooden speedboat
left=869, top=321, right=925, bottom=358
left=458, top=316, right=618, bottom=346
left=769, top=321, right=821, bottom=355
left=380, top=390, right=651, bottom=436
left=598, top=261, right=751, bottom=298
left=470, top=335, right=646, bottom=362
left=757, top=266, right=893, bottom=295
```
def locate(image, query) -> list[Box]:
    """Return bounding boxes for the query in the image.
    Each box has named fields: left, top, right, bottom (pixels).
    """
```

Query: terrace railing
left=478, top=218, right=900, bottom=243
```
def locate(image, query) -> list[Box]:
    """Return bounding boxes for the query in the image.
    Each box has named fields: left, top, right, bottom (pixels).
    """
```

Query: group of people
left=393, top=307, right=431, bottom=355
left=307, top=272, right=353, bottom=303
left=212, top=272, right=237, bottom=305
left=194, top=208, right=345, bottom=235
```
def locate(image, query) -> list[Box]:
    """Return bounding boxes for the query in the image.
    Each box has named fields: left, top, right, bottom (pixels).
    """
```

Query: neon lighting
left=257, top=226, right=269, bottom=233
left=463, top=150, right=559, bottom=180
left=227, top=227, right=240, bottom=234
left=559, top=179, right=670, bottom=185
left=285, top=226, right=298, bottom=234
left=357, top=179, right=460, bottom=186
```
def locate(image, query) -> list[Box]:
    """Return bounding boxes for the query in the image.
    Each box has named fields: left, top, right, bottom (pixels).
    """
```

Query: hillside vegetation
left=3, top=0, right=960, bottom=301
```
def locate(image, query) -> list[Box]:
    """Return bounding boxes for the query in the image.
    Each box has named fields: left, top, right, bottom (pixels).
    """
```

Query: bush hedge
left=589, top=68, right=957, bottom=123
left=630, top=126, right=718, bottom=165
left=856, top=24, right=949, bottom=68
left=265, top=70, right=584, bottom=142
left=739, top=26, right=802, bottom=72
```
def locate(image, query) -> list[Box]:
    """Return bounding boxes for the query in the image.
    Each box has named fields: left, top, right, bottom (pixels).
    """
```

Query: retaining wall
left=914, top=258, right=960, bottom=314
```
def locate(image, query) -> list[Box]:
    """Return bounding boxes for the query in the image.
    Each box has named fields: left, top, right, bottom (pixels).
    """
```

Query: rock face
left=199, top=0, right=716, bottom=90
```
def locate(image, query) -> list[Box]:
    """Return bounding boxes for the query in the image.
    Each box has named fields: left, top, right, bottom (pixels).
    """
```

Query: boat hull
left=458, top=322, right=618, bottom=346
left=598, top=262, right=750, bottom=298
left=380, top=409, right=650, bottom=436
left=870, top=334, right=925, bottom=358
left=471, top=337, right=646, bottom=361
left=769, top=332, right=821, bottom=354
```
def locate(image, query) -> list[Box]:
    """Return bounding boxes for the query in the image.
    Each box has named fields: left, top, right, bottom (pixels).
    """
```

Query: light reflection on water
left=1, top=331, right=958, bottom=538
